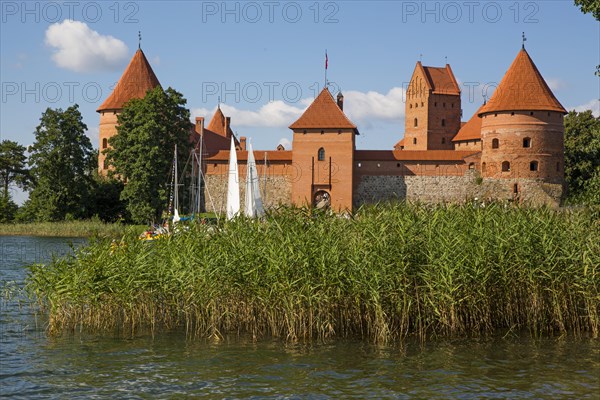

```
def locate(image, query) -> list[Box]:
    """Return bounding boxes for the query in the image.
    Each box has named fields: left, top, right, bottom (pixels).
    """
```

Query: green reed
left=26, top=203, right=599, bottom=342
left=0, top=220, right=144, bottom=238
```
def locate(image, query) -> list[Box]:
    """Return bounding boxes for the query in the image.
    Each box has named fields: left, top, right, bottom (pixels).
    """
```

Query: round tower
left=478, top=48, right=566, bottom=186
left=96, top=48, right=161, bottom=174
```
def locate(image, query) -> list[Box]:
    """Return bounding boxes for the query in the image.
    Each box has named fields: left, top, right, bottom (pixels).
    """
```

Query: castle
left=97, top=44, right=566, bottom=211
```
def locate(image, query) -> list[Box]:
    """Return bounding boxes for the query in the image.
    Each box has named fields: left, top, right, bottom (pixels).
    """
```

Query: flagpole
left=324, top=50, right=328, bottom=88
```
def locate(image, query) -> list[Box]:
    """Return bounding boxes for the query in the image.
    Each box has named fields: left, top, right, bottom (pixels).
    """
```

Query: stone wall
left=204, top=175, right=292, bottom=213
left=355, top=170, right=563, bottom=207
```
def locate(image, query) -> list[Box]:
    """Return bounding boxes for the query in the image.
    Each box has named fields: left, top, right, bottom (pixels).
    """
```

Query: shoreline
left=0, top=221, right=144, bottom=238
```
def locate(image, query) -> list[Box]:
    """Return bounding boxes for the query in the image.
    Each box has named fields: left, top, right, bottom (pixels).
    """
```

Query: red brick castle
left=97, top=45, right=566, bottom=211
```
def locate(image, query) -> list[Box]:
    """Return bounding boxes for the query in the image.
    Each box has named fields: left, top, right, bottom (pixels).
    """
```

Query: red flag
left=325, top=52, right=328, bottom=70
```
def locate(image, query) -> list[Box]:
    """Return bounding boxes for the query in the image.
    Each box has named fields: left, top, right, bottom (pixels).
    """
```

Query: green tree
left=0, top=140, right=30, bottom=195
left=564, top=110, right=600, bottom=203
left=0, top=139, right=30, bottom=222
left=574, top=0, right=600, bottom=20
left=27, top=105, right=96, bottom=221
left=104, top=87, right=192, bottom=223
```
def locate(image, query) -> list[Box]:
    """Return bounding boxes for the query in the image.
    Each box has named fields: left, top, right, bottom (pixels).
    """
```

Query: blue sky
left=1, top=1, right=599, bottom=201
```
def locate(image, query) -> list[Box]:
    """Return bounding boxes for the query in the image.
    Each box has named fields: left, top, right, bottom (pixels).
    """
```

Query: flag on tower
left=325, top=51, right=328, bottom=70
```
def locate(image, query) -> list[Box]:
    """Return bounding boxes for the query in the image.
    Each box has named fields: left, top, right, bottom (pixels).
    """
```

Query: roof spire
left=419, top=53, right=423, bottom=62
left=218, top=96, right=221, bottom=109
left=138, top=31, right=141, bottom=49
left=445, top=55, right=448, bottom=65
left=522, top=32, right=526, bottom=49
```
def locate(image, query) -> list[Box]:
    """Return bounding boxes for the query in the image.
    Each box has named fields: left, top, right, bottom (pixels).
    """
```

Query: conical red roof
left=479, top=48, right=566, bottom=115
left=289, top=88, right=357, bottom=130
left=96, top=49, right=161, bottom=112
left=207, top=107, right=227, bottom=135
left=452, top=105, right=484, bottom=142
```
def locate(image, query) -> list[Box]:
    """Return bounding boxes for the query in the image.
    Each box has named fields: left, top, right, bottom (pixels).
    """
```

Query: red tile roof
left=206, top=150, right=293, bottom=162
left=206, top=107, right=233, bottom=137
left=417, top=62, right=461, bottom=95
left=97, top=49, right=161, bottom=112
left=289, top=88, right=357, bottom=130
left=394, top=138, right=405, bottom=150
left=479, top=48, right=566, bottom=115
left=356, top=150, right=480, bottom=162
left=452, top=106, right=484, bottom=142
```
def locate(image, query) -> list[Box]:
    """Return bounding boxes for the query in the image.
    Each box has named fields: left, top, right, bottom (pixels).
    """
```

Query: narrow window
left=413, top=138, right=417, bottom=145
left=511, top=112, right=515, bottom=116
left=318, top=147, right=325, bottom=161
left=514, top=183, right=519, bottom=194
left=556, top=162, right=560, bottom=172
left=102, top=138, right=108, bottom=149
left=434, top=102, right=437, bottom=107
left=441, top=119, right=446, bottom=127
left=443, top=102, right=446, bottom=107
left=523, top=137, right=531, bottom=148
left=530, top=161, right=538, bottom=172
left=421, top=102, right=424, bottom=107
left=410, top=104, right=413, bottom=109
left=492, top=138, right=499, bottom=149
left=482, top=162, right=487, bottom=173
left=415, top=103, right=418, bottom=108
left=414, top=118, right=418, bottom=127
left=397, top=163, right=401, bottom=167
left=502, top=161, right=510, bottom=172
left=530, top=112, right=534, bottom=116
left=441, top=137, right=446, bottom=144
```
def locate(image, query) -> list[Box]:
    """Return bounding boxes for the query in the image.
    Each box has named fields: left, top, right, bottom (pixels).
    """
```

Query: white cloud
left=278, top=138, right=292, bottom=150
left=343, top=87, right=406, bottom=122
left=191, top=87, right=406, bottom=129
left=192, top=101, right=305, bottom=128
left=45, top=20, right=129, bottom=73
left=546, top=78, right=566, bottom=91
left=569, top=99, right=600, bottom=116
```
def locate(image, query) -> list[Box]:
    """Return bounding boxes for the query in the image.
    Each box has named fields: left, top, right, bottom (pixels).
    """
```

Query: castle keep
left=97, top=46, right=566, bottom=211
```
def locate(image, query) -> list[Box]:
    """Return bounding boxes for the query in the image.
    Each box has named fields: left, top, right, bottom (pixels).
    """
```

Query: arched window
left=523, top=137, right=531, bottom=148
left=317, top=147, right=325, bottom=161
left=441, top=119, right=446, bottom=127
left=492, top=138, right=499, bottom=149
left=413, top=138, right=417, bottom=145
left=414, top=118, right=418, bottom=127
left=468, top=162, right=475, bottom=170
left=530, top=161, right=538, bottom=172
left=102, top=138, right=108, bottom=149
left=502, top=161, right=510, bottom=172
left=482, top=162, right=487, bottom=173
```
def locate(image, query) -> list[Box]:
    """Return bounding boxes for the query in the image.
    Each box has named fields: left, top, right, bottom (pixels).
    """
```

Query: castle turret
left=289, top=87, right=358, bottom=211
left=478, top=48, right=566, bottom=186
left=96, top=48, right=161, bottom=173
left=403, top=62, right=461, bottom=150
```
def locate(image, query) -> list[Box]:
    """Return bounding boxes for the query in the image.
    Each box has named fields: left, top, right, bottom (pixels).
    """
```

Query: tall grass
left=27, top=203, right=599, bottom=342
left=0, top=220, right=144, bottom=238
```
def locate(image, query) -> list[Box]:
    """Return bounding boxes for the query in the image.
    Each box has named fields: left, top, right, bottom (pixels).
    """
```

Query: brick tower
left=96, top=48, right=161, bottom=174
left=289, top=88, right=358, bottom=211
left=478, top=47, right=567, bottom=185
left=403, top=62, right=461, bottom=150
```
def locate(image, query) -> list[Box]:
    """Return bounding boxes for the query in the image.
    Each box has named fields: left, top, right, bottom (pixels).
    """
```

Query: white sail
left=226, top=137, right=240, bottom=220
left=245, top=142, right=264, bottom=218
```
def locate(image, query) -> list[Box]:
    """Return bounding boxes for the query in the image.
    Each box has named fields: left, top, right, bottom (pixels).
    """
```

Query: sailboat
left=226, top=137, right=240, bottom=220
left=244, top=142, right=264, bottom=218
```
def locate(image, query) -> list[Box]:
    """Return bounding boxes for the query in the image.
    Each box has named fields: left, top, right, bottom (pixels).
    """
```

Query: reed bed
left=27, top=203, right=599, bottom=342
left=0, top=220, right=143, bottom=238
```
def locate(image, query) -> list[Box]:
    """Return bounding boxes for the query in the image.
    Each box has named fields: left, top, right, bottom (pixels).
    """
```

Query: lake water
left=1, top=236, right=598, bottom=399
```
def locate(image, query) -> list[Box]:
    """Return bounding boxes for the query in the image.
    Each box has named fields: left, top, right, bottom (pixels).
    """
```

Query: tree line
left=1, top=87, right=599, bottom=224
left=1, top=86, right=192, bottom=224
